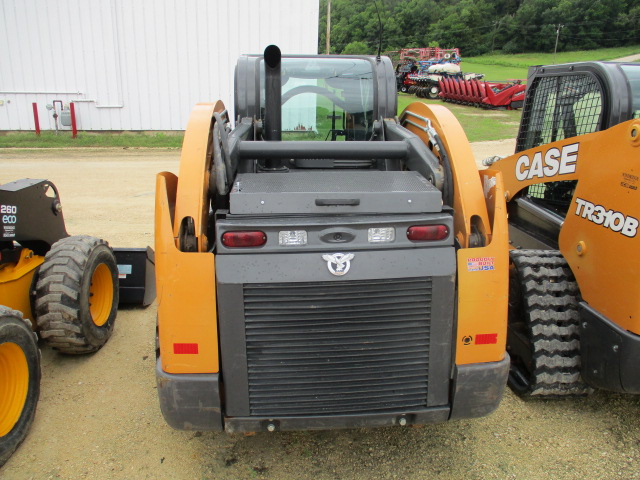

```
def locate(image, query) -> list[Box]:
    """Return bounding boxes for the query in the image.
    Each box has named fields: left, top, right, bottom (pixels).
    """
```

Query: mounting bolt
left=266, top=423, right=276, bottom=432
left=576, top=241, right=587, bottom=256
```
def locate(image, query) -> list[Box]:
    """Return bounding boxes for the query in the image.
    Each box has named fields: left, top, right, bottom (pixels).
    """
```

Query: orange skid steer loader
left=483, top=61, right=640, bottom=397
left=155, top=46, right=510, bottom=433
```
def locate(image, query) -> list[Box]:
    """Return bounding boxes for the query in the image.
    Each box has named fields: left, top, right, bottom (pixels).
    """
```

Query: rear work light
left=279, top=230, right=308, bottom=246
left=368, top=227, right=395, bottom=243
left=407, top=225, right=449, bottom=242
left=221, top=231, right=267, bottom=248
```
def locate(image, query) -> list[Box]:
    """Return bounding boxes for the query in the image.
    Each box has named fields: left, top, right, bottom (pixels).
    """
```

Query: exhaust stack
left=263, top=45, right=283, bottom=169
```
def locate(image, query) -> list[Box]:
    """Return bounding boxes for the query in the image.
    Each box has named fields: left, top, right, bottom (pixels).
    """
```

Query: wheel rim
left=89, top=263, right=114, bottom=327
left=0, top=342, right=29, bottom=437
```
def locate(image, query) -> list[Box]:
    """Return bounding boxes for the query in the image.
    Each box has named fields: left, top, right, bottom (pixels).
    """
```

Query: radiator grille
left=243, top=278, right=432, bottom=416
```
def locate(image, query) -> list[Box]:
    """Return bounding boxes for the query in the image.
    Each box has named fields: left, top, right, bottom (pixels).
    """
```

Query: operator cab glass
left=620, top=64, right=640, bottom=118
left=260, top=58, right=375, bottom=141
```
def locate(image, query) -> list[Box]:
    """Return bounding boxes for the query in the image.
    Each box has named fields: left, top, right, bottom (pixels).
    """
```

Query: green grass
left=397, top=95, right=522, bottom=143
left=0, top=131, right=184, bottom=148
left=462, top=45, right=640, bottom=81
left=460, top=63, right=529, bottom=82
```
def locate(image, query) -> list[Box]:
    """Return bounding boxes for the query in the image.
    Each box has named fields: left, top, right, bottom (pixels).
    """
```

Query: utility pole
left=554, top=24, right=564, bottom=64
left=326, top=0, right=331, bottom=54
left=491, top=19, right=502, bottom=52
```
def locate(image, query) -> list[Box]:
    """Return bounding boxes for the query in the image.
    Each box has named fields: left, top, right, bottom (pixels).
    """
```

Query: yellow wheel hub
left=89, top=264, right=113, bottom=327
left=0, top=342, right=29, bottom=437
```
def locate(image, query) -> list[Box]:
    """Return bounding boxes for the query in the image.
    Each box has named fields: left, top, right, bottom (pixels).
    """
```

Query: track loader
left=155, top=46, right=510, bottom=432
left=0, top=178, right=154, bottom=465
left=484, top=62, right=640, bottom=397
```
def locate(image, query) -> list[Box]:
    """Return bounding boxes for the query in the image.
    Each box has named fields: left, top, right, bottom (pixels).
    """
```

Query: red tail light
left=221, top=231, right=267, bottom=248
left=407, top=225, right=449, bottom=242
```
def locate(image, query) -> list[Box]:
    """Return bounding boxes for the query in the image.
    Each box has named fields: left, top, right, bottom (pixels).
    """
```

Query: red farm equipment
left=409, top=72, right=484, bottom=100
left=439, top=78, right=525, bottom=110
left=394, top=47, right=462, bottom=93
left=399, top=47, right=461, bottom=63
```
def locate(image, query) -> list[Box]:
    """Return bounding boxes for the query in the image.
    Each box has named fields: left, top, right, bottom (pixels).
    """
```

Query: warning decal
left=117, top=264, right=133, bottom=279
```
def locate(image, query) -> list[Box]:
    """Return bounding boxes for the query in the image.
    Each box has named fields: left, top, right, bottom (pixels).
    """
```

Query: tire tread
left=35, top=235, right=117, bottom=354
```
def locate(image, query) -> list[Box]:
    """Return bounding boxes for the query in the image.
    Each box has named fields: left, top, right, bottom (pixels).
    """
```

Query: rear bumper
left=449, top=355, right=509, bottom=419
left=156, top=356, right=509, bottom=432
left=156, top=360, right=222, bottom=431
left=224, top=409, right=450, bottom=433
left=580, top=302, right=640, bottom=394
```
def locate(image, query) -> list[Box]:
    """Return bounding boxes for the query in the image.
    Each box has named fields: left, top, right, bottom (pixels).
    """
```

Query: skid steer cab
left=0, top=178, right=155, bottom=466
left=155, top=45, right=510, bottom=433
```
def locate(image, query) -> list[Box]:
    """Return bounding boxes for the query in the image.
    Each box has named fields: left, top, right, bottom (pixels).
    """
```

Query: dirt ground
left=1, top=144, right=639, bottom=480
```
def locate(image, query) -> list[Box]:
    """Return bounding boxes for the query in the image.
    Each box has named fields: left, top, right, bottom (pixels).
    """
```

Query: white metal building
left=0, top=0, right=319, bottom=131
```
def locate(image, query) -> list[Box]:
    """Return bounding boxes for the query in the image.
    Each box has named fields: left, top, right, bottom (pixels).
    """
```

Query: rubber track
left=511, top=250, right=592, bottom=397
left=35, top=236, right=109, bottom=354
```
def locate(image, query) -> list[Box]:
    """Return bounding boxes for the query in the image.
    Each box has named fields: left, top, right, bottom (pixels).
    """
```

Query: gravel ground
left=613, top=54, right=640, bottom=62
left=1, top=145, right=639, bottom=480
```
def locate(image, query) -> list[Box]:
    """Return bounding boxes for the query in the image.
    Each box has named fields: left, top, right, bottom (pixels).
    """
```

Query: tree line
left=319, top=0, right=640, bottom=57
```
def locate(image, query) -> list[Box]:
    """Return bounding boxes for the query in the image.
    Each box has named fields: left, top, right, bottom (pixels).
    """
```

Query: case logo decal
left=515, top=143, right=579, bottom=181
left=322, top=253, right=354, bottom=276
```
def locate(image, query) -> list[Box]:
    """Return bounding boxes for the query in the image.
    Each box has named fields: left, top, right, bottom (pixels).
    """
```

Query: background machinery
left=438, top=77, right=525, bottom=110
left=409, top=72, right=485, bottom=101
left=155, top=46, right=510, bottom=433
left=0, top=179, right=154, bottom=466
left=484, top=62, right=640, bottom=397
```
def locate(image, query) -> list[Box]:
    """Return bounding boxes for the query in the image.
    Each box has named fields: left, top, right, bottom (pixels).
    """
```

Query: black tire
left=507, top=250, right=592, bottom=397
left=0, top=307, right=40, bottom=467
left=400, top=85, right=408, bottom=93
left=35, top=235, right=119, bottom=354
left=427, top=85, right=440, bottom=99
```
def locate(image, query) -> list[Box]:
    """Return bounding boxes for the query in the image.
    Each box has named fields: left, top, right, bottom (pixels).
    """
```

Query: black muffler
left=263, top=45, right=284, bottom=170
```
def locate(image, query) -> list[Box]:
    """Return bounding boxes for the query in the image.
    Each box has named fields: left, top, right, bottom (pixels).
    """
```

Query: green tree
left=428, top=0, right=496, bottom=56
left=318, top=0, right=640, bottom=57
left=342, top=41, right=370, bottom=54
